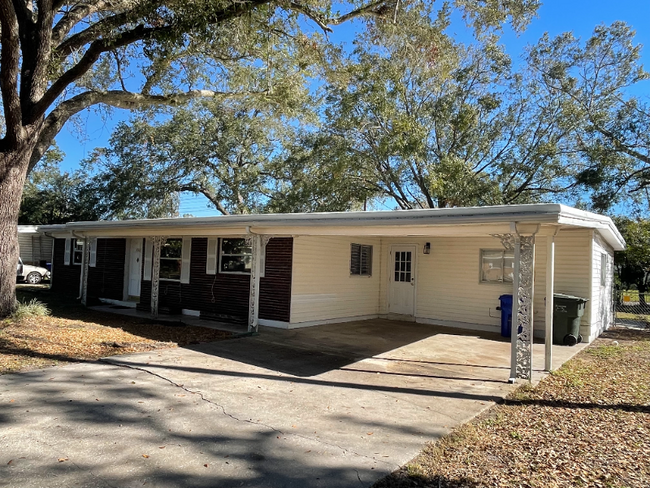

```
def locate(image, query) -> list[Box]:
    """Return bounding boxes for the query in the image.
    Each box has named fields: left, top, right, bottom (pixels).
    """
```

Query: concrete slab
left=0, top=319, right=586, bottom=488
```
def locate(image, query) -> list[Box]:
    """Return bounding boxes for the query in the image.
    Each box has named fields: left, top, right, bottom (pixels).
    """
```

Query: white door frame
left=387, top=243, right=418, bottom=317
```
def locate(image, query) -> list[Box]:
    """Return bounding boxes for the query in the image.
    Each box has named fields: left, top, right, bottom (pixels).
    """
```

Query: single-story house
left=39, top=204, right=624, bottom=381
left=18, top=225, right=53, bottom=267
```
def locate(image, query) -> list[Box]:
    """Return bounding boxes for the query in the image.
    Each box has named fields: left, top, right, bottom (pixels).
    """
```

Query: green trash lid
left=554, top=293, right=588, bottom=302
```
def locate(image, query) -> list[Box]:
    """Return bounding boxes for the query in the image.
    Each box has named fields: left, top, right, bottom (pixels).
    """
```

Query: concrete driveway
left=0, top=319, right=585, bottom=488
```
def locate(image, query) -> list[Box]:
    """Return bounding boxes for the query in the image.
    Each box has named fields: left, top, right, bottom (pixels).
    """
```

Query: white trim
left=98, top=298, right=137, bottom=308
left=545, top=233, right=556, bottom=371
left=286, top=314, right=380, bottom=329
left=219, top=237, right=252, bottom=275
left=258, top=319, right=292, bottom=329
left=182, top=309, right=200, bottom=317
left=415, top=316, right=500, bottom=333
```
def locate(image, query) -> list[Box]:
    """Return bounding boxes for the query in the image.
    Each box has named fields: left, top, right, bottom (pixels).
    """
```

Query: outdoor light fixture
left=423, top=242, right=431, bottom=254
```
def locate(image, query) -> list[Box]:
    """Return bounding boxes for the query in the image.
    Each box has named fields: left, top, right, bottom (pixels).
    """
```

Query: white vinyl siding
left=409, top=237, right=513, bottom=331
left=291, top=236, right=382, bottom=324
left=379, top=231, right=593, bottom=337
left=590, top=231, right=615, bottom=340
left=289, top=230, right=598, bottom=338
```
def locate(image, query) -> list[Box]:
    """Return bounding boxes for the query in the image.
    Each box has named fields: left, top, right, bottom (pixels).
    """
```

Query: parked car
left=16, top=257, right=50, bottom=284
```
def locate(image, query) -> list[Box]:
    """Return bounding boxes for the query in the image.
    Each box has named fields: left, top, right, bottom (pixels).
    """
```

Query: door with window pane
left=389, top=245, right=416, bottom=315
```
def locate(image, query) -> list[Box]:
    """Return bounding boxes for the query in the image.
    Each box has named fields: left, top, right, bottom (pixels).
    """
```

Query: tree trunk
left=0, top=147, right=31, bottom=317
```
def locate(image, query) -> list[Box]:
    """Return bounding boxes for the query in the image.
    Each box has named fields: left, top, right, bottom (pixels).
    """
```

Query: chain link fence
left=615, top=290, right=650, bottom=329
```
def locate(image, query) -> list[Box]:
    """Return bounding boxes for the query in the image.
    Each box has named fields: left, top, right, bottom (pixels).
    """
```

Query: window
left=480, top=249, right=514, bottom=283
left=72, top=239, right=84, bottom=265
left=601, top=253, right=608, bottom=286
left=220, top=238, right=252, bottom=274
left=160, top=238, right=183, bottom=281
left=350, top=243, right=373, bottom=276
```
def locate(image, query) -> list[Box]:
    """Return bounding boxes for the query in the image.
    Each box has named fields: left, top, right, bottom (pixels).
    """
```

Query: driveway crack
left=101, top=359, right=396, bottom=470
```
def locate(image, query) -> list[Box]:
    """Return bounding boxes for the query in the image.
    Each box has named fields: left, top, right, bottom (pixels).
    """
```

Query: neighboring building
left=39, top=204, right=623, bottom=350
left=18, top=225, right=53, bottom=267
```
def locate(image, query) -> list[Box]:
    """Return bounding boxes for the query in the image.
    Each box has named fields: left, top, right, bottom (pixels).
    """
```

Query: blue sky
left=55, top=0, right=650, bottom=216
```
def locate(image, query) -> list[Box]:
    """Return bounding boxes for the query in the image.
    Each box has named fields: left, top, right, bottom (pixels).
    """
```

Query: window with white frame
left=350, top=243, right=373, bottom=276
left=72, top=239, right=84, bottom=265
left=160, top=238, right=183, bottom=281
left=601, top=252, right=608, bottom=286
left=220, top=238, right=252, bottom=274
left=480, top=249, right=514, bottom=283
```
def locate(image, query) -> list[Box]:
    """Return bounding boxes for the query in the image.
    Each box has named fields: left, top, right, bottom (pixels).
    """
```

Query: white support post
left=151, top=237, right=164, bottom=318
left=80, top=237, right=90, bottom=306
left=248, top=234, right=263, bottom=333
left=545, top=233, right=556, bottom=372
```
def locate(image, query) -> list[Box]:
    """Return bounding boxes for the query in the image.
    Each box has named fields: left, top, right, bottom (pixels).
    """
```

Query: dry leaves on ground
left=375, top=327, right=650, bottom=488
left=1, top=292, right=232, bottom=374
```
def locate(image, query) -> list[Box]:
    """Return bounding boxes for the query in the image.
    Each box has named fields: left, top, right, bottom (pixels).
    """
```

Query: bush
left=12, top=298, right=51, bottom=320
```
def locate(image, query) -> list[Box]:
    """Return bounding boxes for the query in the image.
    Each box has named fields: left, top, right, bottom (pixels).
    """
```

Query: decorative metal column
left=493, top=226, right=538, bottom=382
left=81, top=237, right=90, bottom=306
left=246, top=234, right=264, bottom=333
left=512, top=234, right=536, bottom=381
left=150, top=236, right=165, bottom=318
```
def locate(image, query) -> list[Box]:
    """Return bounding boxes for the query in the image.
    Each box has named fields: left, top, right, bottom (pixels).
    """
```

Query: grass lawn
left=374, top=327, right=650, bottom=488
left=0, top=285, right=232, bottom=375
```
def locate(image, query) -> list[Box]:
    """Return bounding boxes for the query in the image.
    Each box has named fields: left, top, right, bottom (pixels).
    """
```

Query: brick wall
left=137, top=237, right=293, bottom=323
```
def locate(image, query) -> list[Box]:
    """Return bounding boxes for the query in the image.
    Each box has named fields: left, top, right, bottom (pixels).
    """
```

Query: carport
left=0, top=318, right=588, bottom=488
left=39, top=204, right=625, bottom=383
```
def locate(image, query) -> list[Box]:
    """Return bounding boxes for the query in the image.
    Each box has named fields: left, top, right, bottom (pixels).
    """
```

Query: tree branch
left=0, top=0, right=23, bottom=147
left=51, top=0, right=115, bottom=46
left=288, top=0, right=389, bottom=33
left=30, top=88, right=231, bottom=172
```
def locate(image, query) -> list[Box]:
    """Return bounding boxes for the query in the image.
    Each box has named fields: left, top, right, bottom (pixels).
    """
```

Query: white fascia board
left=62, top=203, right=563, bottom=230
left=38, top=204, right=624, bottom=249
left=56, top=204, right=564, bottom=235
left=17, top=225, right=39, bottom=234
left=557, top=208, right=625, bottom=251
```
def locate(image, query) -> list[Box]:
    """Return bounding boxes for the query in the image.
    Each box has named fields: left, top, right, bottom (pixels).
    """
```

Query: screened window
left=72, top=239, right=84, bottom=265
left=480, top=249, right=514, bottom=283
left=350, top=243, right=373, bottom=276
left=220, top=238, right=252, bottom=274
left=160, top=238, right=183, bottom=281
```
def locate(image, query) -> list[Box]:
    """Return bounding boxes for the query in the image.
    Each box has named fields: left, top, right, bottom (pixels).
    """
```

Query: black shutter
left=350, top=243, right=361, bottom=275
left=360, top=245, right=372, bottom=276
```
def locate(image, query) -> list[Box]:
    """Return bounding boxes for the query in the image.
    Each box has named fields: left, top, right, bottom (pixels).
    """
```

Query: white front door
left=389, top=245, right=416, bottom=316
left=128, top=239, right=142, bottom=297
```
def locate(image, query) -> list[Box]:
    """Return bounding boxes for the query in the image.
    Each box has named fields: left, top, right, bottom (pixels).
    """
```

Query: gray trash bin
left=553, top=293, right=588, bottom=346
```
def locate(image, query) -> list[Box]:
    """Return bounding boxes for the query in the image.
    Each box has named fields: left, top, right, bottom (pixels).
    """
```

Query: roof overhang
left=36, top=204, right=626, bottom=251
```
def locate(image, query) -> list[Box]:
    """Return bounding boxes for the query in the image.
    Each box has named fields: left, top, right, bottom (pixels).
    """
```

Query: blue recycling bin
left=498, top=294, right=513, bottom=338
